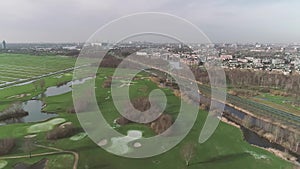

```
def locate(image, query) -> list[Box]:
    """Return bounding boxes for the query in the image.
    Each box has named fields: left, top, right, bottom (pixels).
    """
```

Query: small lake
left=0, top=76, right=94, bottom=125
left=44, top=76, right=94, bottom=97
left=22, top=100, right=57, bottom=123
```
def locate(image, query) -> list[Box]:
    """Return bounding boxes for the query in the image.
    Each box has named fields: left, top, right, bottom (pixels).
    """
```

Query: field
left=252, top=93, right=300, bottom=116
left=0, top=54, right=76, bottom=88
left=0, top=55, right=295, bottom=169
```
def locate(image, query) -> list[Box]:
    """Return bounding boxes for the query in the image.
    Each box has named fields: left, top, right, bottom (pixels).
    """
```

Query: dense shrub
left=46, top=123, right=77, bottom=140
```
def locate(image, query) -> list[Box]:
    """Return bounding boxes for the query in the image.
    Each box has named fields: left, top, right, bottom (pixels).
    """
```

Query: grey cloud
left=0, top=0, right=299, bottom=43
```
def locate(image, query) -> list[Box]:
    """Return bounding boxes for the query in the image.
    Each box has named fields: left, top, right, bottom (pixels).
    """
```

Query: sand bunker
left=98, top=139, right=108, bottom=146
left=106, top=130, right=143, bottom=155
left=133, top=142, right=142, bottom=148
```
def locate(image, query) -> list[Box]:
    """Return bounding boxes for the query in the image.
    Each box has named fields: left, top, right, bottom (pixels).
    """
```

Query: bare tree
left=33, top=81, right=39, bottom=91
left=181, top=142, right=196, bottom=166
left=294, top=133, right=300, bottom=152
left=22, top=137, right=36, bottom=158
left=39, top=79, right=45, bottom=90
left=242, top=115, right=253, bottom=129
left=288, top=134, right=295, bottom=150
left=273, top=126, right=281, bottom=142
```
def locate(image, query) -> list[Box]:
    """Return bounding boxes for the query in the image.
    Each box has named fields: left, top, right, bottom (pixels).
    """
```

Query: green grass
left=41, top=67, right=293, bottom=169
left=0, top=160, right=7, bottom=169
left=70, top=132, right=87, bottom=141
left=0, top=63, right=295, bottom=169
left=46, top=154, right=74, bottom=169
left=253, top=93, right=300, bottom=115
left=0, top=54, right=77, bottom=112
left=0, top=54, right=76, bottom=84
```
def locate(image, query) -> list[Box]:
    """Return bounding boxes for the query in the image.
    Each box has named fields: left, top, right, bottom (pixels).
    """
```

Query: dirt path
left=0, top=144, right=79, bottom=169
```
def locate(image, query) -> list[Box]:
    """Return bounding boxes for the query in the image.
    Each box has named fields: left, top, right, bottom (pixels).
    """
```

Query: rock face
left=0, top=138, right=15, bottom=156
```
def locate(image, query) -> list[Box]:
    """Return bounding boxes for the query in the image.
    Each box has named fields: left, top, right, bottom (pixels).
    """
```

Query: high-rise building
left=2, top=40, right=6, bottom=49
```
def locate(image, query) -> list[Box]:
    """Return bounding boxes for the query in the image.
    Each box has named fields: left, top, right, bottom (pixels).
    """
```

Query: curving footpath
left=0, top=144, right=79, bottom=169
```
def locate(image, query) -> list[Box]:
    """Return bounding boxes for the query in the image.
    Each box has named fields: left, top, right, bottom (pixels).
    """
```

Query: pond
left=0, top=76, right=94, bottom=125
left=44, top=76, right=94, bottom=97
left=22, top=100, right=57, bottom=123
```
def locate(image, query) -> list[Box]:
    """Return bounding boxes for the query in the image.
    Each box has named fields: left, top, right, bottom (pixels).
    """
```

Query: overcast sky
left=0, top=0, right=299, bottom=43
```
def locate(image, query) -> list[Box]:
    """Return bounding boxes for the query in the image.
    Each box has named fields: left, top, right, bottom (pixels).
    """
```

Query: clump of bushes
left=0, top=102, right=28, bottom=121
left=66, top=106, right=76, bottom=114
left=102, top=77, right=112, bottom=88
left=270, top=90, right=290, bottom=97
left=46, top=123, right=77, bottom=140
left=150, top=114, right=173, bottom=134
left=115, top=96, right=174, bottom=134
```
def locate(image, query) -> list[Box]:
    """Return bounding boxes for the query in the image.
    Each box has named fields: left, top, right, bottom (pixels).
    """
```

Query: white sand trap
left=246, top=151, right=268, bottom=160
left=98, top=139, right=108, bottom=146
left=59, top=122, right=72, bottom=127
left=24, top=134, right=37, bottom=139
left=70, top=132, right=87, bottom=141
left=133, top=142, right=142, bottom=148
left=0, top=160, right=8, bottom=169
left=127, top=130, right=142, bottom=138
left=27, top=118, right=66, bottom=133
left=106, top=130, right=142, bottom=155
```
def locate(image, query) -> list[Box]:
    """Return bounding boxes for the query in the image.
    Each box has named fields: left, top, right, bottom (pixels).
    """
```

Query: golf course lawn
left=0, top=65, right=295, bottom=169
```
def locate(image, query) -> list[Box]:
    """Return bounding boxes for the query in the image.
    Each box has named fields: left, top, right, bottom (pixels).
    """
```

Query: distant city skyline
left=1, top=0, right=300, bottom=43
